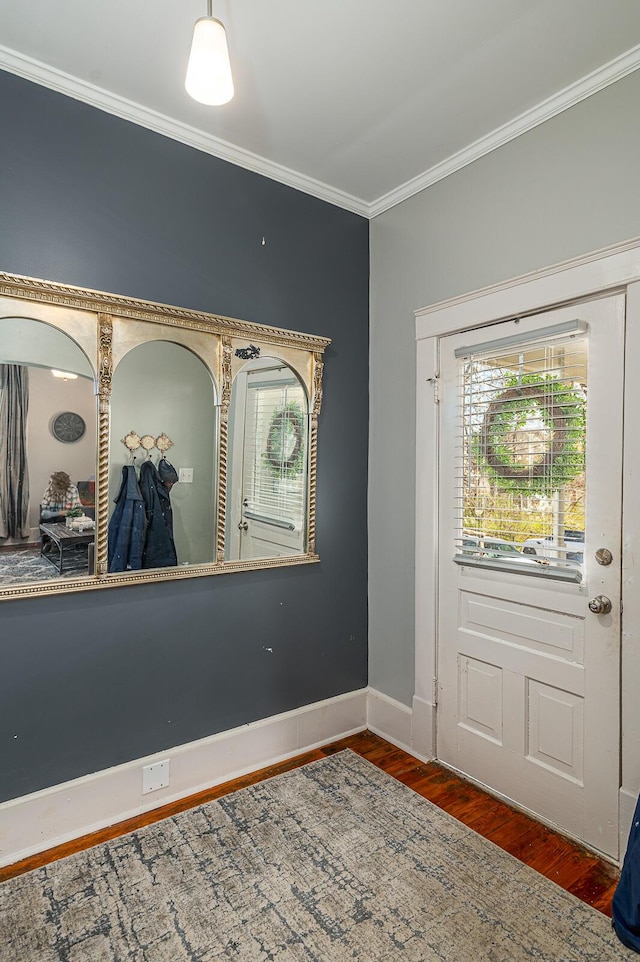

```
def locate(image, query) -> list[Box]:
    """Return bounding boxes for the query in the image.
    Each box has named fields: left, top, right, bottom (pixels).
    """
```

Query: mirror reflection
left=108, top=340, right=217, bottom=572
left=0, top=317, right=97, bottom=587
left=0, top=274, right=329, bottom=600
left=226, top=357, right=309, bottom=560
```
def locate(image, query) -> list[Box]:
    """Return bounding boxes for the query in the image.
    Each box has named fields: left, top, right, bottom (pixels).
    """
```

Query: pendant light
left=185, top=0, right=234, bottom=106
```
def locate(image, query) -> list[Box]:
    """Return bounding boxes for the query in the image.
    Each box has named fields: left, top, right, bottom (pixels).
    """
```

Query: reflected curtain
left=0, top=364, right=30, bottom=539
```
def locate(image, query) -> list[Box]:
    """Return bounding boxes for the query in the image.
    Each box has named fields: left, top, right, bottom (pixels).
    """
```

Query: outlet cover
left=142, top=759, right=170, bottom=794
left=178, top=467, right=193, bottom=483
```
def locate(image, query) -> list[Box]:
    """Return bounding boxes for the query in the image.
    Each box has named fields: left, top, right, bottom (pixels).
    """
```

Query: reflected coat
left=139, top=460, right=177, bottom=569
left=108, top=465, right=146, bottom=572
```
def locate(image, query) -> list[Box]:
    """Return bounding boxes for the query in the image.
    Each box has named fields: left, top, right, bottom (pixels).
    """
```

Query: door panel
left=437, top=294, right=624, bottom=858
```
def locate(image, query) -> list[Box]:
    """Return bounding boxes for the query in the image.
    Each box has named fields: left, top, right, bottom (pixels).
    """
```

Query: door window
left=455, top=330, right=587, bottom=580
left=243, top=371, right=308, bottom=533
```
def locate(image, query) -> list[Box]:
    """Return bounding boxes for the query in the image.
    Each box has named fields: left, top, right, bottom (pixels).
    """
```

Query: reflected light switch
left=178, top=468, right=193, bottom=483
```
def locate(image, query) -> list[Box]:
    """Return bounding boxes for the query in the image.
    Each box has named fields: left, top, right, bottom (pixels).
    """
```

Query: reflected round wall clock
left=51, top=411, right=86, bottom=443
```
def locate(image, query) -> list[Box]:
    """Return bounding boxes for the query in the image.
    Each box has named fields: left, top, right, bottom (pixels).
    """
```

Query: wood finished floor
left=0, top=730, right=620, bottom=916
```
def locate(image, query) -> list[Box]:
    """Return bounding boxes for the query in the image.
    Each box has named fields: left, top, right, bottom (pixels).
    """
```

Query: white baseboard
left=6, top=685, right=624, bottom=871
left=1, top=686, right=434, bottom=869
left=0, top=689, right=367, bottom=868
left=367, top=688, right=412, bottom=753
left=367, top=687, right=432, bottom=762
left=620, top=786, right=638, bottom=856
left=411, top=694, right=436, bottom=760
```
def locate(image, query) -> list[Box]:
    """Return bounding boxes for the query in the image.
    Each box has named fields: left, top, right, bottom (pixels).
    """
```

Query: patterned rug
left=0, top=546, right=88, bottom=584
left=0, top=751, right=632, bottom=961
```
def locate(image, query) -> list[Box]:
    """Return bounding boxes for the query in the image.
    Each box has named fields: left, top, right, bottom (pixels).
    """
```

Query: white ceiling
left=2, top=1, right=640, bottom=217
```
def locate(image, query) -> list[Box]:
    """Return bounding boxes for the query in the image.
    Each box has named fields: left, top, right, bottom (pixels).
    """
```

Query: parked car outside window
left=522, top=530, right=584, bottom=565
left=460, top=535, right=543, bottom=568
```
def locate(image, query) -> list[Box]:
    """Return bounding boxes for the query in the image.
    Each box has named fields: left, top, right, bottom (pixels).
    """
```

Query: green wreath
left=263, top=402, right=306, bottom=479
left=477, top=373, right=585, bottom=495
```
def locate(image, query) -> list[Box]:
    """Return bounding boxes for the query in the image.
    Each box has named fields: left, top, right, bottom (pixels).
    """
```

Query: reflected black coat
left=139, top=460, right=177, bottom=569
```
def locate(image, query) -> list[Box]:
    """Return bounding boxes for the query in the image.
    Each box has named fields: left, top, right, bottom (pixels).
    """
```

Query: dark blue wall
left=0, top=71, right=369, bottom=803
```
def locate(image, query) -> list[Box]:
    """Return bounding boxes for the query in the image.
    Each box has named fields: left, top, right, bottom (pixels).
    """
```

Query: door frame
left=414, top=236, right=640, bottom=859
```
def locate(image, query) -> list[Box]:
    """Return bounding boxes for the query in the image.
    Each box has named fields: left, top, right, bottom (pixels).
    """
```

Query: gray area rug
left=0, top=751, right=632, bottom=961
left=0, top=547, right=87, bottom=584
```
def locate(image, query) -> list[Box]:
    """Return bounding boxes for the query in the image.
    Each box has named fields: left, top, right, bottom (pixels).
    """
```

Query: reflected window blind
left=243, top=380, right=308, bottom=530
left=455, top=332, right=587, bottom=577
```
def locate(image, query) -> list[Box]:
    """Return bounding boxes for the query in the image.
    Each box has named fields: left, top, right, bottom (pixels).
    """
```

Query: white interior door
left=228, top=364, right=307, bottom=560
left=437, top=294, right=624, bottom=859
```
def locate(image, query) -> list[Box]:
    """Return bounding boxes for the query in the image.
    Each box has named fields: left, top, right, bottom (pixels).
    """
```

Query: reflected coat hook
left=121, top=431, right=175, bottom=457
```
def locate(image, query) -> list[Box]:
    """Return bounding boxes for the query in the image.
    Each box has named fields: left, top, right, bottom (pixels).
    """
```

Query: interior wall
left=27, top=368, right=96, bottom=534
left=0, top=317, right=93, bottom=376
left=0, top=70, right=369, bottom=803
left=369, top=69, right=640, bottom=707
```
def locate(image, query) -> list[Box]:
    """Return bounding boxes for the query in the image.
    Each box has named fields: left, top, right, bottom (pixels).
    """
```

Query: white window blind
left=243, top=377, right=308, bottom=532
left=455, top=330, right=587, bottom=581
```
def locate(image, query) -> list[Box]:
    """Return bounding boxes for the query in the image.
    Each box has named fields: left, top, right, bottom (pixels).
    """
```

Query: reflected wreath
left=263, top=402, right=305, bottom=478
left=477, top=374, right=585, bottom=494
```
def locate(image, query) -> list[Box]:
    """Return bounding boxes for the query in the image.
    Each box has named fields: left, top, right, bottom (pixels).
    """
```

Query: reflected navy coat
left=139, top=460, right=177, bottom=569
left=108, top=465, right=146, bottom=572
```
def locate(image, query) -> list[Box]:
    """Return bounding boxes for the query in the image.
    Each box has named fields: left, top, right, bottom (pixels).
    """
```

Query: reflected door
left=436, top=294, right=624, bottom=859
left=228, top=363, right=308, bottom=560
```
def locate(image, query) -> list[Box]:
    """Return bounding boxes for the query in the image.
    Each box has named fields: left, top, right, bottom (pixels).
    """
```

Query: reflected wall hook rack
left=121, top=431, right=174, bottom=455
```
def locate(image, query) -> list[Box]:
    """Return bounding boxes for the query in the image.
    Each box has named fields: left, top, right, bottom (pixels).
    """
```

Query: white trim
left=415, top=236, right=640, bottom=862
left=620, top=787, right=637, bottom=856
left=411, top=695, right=436, bottom=761
left=370, top=44, right=640, bottom=218
left=415, top=236, right=640, bottom=337
left=367, top=688, right=413, bottom=755
left=0, top=689, right=367, bottom=868
left=0, top=687, right=438, bottom=869
left=2, top=42, right=640, bottom=218
left=366, top=688, right=432, bottom=763
left=620, top=279, right=640, bottom=859
left=0, top=45, right=369, bottom=218
left=415, top=334, right=439, bottom=766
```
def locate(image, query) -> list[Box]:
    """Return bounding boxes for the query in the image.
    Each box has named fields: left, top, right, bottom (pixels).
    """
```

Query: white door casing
left=415, top=237, right=640, bottom=860
left=437, top=296, right=623, bottom=859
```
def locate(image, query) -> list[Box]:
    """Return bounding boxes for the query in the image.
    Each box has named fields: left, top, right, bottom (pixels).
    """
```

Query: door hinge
left=432, top=678, right=438, bottom=707
left=427, top=375, right=440, bottom=404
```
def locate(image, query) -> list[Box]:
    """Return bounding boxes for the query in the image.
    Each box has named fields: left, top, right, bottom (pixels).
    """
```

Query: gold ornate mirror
left=0, top=272, right=329, bottom=599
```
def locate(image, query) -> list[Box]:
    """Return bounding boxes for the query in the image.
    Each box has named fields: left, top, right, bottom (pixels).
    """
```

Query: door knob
left=588, top=595, right=612, bottom=615
left=238, top=521, right=248, bottom=531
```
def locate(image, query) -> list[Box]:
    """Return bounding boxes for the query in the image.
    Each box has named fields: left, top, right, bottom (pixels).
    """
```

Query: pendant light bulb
left=185, top=15, right=234, bottom=106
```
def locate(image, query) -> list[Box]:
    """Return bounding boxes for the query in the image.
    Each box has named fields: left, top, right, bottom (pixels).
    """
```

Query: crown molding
left=0, top=45, right=370, bottom=218
left=2, top=42, right=640, bottom=221
left=369, top=43, right=640, bottom=219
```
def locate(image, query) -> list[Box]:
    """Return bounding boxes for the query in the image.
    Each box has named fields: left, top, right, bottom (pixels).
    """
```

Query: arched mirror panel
left=0, top=273, right=329, bottom=601
left=226, top=357, right=309, bottom=561
left=0, top=308, right=98, bottom=590
left=108, top=339, right=218, bottom=573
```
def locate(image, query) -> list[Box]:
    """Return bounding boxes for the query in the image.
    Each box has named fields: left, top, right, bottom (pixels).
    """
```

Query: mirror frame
left=0, top=270, right=330, bottom=601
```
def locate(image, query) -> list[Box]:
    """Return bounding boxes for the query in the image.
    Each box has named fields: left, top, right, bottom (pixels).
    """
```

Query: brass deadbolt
left=595, top=548, right=613, bottom=566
